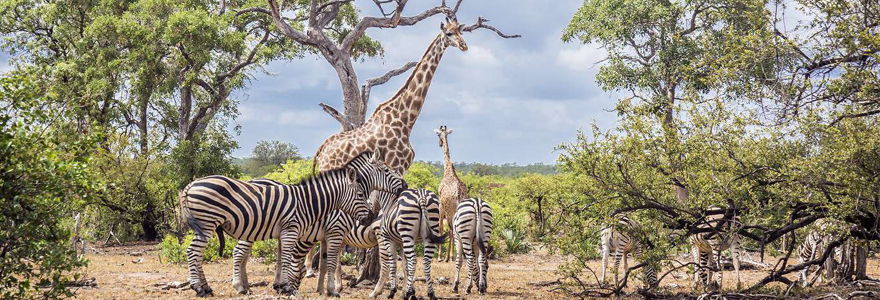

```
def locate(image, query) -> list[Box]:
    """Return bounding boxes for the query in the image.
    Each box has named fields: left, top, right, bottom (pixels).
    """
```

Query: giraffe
left=312, top=16, right=467, bottom=178
left=306, top=17, right=468, bottom=277
left=435, top=125, right=468, bottom=262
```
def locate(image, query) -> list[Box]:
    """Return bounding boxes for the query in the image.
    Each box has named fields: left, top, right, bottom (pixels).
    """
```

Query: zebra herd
left=178, top=151, right=494, bottom=298
left=600, top=207, right=844, bottom=290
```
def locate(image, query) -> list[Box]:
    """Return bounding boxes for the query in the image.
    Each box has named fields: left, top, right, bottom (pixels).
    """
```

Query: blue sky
left=1, top=0, right=620, bottom=164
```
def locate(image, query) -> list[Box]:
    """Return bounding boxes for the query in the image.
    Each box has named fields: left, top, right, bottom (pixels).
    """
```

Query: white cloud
left=556, top=44, right=606, bottom=72
left=460, top=45, right=500, bottom=67
left=278, top=109, right=325, bottom=126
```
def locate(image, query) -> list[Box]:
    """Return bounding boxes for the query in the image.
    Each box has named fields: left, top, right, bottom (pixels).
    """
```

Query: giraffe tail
left=311, top=143, right=327, bottom=175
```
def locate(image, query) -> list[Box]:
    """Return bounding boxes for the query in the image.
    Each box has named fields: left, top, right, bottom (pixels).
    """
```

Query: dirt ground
left=72, top=244, right=880, bottom=299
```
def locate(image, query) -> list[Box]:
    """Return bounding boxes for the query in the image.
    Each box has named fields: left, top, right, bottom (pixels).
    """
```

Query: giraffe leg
left=232, top=241, right=253, bottom=294
left=304, top=246, right=317, bottom=278
left=437, top=214, right=446, bottom=262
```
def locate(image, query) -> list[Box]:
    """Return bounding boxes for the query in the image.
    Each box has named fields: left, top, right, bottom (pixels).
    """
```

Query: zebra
left=178, top=151, right=406, bottom=297
left=690, top=205, right=742, bottom=290
left=798, top=218, right=843, bottom=287
left=369, top=189, right=446, bottom=300
left=451, top=198, right=493, bottom=295
left=599, top=216, right=659, bottom=289
left=248, top=176, right=383, bottom=296
left=313, top=215, right=381, bottom=296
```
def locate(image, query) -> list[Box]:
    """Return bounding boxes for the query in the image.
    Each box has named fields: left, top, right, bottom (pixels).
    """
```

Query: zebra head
left=340, top=166, right=372, bottom=226
left=347, top=150, right=408, bottom=197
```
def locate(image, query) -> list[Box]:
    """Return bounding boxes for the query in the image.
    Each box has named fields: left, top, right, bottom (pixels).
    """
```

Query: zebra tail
left=476, top=203, right=487, bottom=255
left=216, top=227, right=225, bottom=257
left=420, top=204, right=447, bottom=244
left=177, top=183, right=195, bottom=235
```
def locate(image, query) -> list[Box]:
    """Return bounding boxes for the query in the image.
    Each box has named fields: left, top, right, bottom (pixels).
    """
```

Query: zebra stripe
left=798, top=219, right=842, bottom=287
left=599, top=216, right=658, bottom=289
left=179, top=151, right=405, bottom=297
left=451, top=197, right=493, bottom=295
left=689, top=205, right=742, bottom=290
left=369, top=189, right=446, bottom=300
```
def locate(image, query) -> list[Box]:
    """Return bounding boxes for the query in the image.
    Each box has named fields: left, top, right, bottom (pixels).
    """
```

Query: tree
left=0, top=0, right=296, bottom=240
left=239, top=0, right=519, bottom=130
left=245, top=140, right=302, bottom=175
left=0, top=76, right=95, bottom=299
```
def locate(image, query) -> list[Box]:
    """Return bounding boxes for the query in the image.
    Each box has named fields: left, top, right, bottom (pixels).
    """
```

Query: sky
left=1, top=0, right=620, bottom=164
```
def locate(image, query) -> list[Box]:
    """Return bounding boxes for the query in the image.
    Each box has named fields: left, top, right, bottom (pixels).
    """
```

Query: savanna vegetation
left=1, top=0, right=879, bottom=299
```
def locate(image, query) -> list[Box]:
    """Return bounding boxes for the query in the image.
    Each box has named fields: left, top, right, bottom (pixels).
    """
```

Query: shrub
left=500, top=227, right=532, bottom=255
left=0, top=76, right=94, bottom=299
left=340, top=251, right=358, bottom=266
left=158, top=233, right=233, bottom=264
left=158, top=234, right=191, bottom=264
left=251, top=239, right=278, bottom=264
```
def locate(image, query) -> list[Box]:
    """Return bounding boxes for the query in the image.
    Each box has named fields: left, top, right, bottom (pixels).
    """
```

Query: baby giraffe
left=435, top=125, right=469, bottom=262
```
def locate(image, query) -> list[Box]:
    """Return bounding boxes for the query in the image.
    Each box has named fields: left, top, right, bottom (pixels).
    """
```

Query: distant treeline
left=421, top=161, right=557, bottom=177
left=233, top=157, right=557, bottom=178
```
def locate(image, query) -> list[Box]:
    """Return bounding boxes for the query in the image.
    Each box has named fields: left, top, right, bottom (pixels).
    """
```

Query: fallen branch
left=747, top=236, right=847, bottom=291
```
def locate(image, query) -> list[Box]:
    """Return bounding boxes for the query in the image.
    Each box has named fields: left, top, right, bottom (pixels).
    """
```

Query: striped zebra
left=369, top=189, right=446, bottom=300
left=798, top=218, right=842, bottom=287
left=178, top=151, right=406, bottom=297
left=599, top=216, right=659, bottom=289
left=451, top=198, right=493, bottom=295
left=690, top=205, right=742, bottom=290
left=314, top=215, right=381, bottom=295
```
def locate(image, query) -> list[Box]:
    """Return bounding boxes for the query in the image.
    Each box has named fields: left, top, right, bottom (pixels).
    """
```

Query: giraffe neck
left=368, top=33, right=448, bottom=134
left=441, top=136, right=456, bottom=176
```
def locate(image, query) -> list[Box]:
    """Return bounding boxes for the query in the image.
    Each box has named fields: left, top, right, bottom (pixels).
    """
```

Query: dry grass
left=72, top=244, right=568, bottom=299
left=71, top=244, right=880, bottom=299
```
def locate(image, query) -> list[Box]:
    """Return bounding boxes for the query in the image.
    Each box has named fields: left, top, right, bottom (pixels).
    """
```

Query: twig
left=461, top=17, right=521, bottom=38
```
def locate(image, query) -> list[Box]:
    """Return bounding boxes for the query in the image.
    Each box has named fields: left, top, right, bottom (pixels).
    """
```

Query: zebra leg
left=732, top=240, right=742, bottom=290
left=464, top=244, right=477, bottom=294
left=304, top=246, right=317, bottom=278
left=324, top=236, right=344, bottom=297
left=232, top=241, right=254, bottom=294
left=387, top=242, right=400, bottom=299
left=478, top=244, right=489, bottom=294
left=402, top=235, right=418, bottom=300
left=612, top=250, right=622, bottom=287
left=423, top=240, right=438, bottom=300
left=452, top=232, right=464, bottom=293
left=369, top=236, right=393, bottom=299
left=186, top=225, right=215, bottom=297
left=600, top=240, right=609, bottom=284
left=273, top=239, right=283, bottom=288
left=692, top=244, right=703, bottom=288
left=334, top=251, right=344, bottom=293
left=275, top=228, right=301, bottom=296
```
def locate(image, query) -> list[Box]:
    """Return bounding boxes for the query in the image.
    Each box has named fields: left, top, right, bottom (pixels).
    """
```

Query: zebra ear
left=345, top=165, right=358, bottom=184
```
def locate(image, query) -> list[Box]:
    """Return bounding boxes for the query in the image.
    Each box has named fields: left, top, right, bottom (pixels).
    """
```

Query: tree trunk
left=141, top=202, right=160, bottom=241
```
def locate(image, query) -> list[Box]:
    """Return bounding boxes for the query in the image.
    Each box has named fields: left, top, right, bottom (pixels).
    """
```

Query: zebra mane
left=288, top=151, right=374, bottom=186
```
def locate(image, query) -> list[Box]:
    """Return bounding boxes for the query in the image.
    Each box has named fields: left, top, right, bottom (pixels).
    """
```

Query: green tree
left=244, top=140, right=301, bottom=176
left=0, top=76, right=96, bottom=299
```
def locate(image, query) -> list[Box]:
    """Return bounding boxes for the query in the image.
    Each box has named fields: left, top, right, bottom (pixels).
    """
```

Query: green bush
left=251, top=239, right=278, bottom=264
left=0, top=76, right=94, bottom=299
left=159, top=233, right=234, bottom=264
left=340, top=251, right=358, bottom=266
left=158, top=234, right=191, bottom=264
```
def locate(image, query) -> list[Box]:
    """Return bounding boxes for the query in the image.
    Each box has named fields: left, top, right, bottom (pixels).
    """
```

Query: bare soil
left=71, top=244, right=880, bottom=299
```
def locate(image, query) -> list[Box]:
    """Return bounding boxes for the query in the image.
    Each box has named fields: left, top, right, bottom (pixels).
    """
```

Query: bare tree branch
left=342, top=5, right=452, bottom=52
left=461, top=17, right=522, bottom=38
left=235, top=7, right=272, bottom=17
left=267, top=0, right=317, bottom=46
left=361, top=61, right=417, bottom=106
left=319, top=103, right=352, bottom=131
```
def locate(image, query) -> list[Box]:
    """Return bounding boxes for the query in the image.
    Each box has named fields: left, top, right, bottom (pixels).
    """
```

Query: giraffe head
left=434, top=125, right=453, bottom=147
left=440, top=17, right=468, bottom=51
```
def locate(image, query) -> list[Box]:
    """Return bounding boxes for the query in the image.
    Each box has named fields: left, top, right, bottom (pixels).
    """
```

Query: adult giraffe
left=313, top=17, right=468, bottom=177
left=307, top=17, right=468, bottom=279
left=435, top=125, right=468, bottom=262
